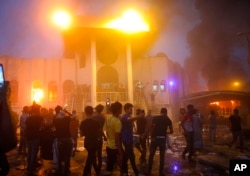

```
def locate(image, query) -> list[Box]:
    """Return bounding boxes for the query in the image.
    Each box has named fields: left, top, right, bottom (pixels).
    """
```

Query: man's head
left=187, top=104, right=194, bottom=114
left=160, top=108, right=167, bottom=115
left=136, top=108, right=141, bottom=116
left=95, top=104, right=104, bottom=113
left=110, top=101, right=122, bottom=116
left=48, top=108, right=54, bottom=115
left=233, top=108, right=239, bottom=115
left=22, top=106, right=29, bottom=113
left=141, top=110, right=145, bottom=116
left=30, top=103, right=41, bottom=115
left=55, top=105, right=62, bottom=114
left=124, top=103, right=133, bottom=115
left=85, top=106, right=94, bottom=116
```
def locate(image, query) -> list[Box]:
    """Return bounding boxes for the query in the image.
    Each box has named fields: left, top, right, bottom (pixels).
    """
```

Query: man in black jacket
left=53, top=105, right=73, bottom=176
left=93, top=104, right=107, bottom=173
left=80, top=106, right=101, bottom=176
left=147, top=108, right=173, bottom=176
left=229, top=108, right=244, bottom=152
left=135, top=109, right=147, bottom=163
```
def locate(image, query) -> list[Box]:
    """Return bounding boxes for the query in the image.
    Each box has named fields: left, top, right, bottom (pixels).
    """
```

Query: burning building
left=0, top=48, right=185, bottom=118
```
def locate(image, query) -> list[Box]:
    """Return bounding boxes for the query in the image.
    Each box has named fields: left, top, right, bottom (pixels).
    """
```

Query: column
left=90, top=38, right=97, bottom=106
left=126, top=39, right=134, bottom=103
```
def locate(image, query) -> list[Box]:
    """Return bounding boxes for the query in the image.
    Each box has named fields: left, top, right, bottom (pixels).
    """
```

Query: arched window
left=32, top=80, right=43, bottom=103
left=153, top=80, right=158, bottom=92
left=160, top=80, right=166, bottom=92
left=10, top=80, right=18, bottom=103
left=48, top=81, right=58, bottom=102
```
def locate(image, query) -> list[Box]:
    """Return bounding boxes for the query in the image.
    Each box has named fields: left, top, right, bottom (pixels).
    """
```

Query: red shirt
left=181, top=114, right=193, bottom=132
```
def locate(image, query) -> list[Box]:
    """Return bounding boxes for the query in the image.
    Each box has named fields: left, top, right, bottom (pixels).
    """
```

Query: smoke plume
left=184, top=0, right=250, bottom=92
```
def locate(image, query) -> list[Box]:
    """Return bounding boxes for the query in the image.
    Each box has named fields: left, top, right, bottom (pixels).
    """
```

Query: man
left=93, top=104, right=107, bottom=173
left=208, top=110, right=217, bottom=142
left=80, top=106, right=100, bottom=176
left=145, top=109, right=153, bottom=147
left=181, top=104, right=194, bottom=161
left=192, top=108, right=203, bottom=154
left=0, top=81, right=17, bottom=176
left=53, top=105, right=73, bottom=176
left=178, top=108, right=186, bottom=133
left=135, top=109, right=147, bottom=163
left=229, top=108, right=244, bottom=152
left=121, top=103, right=140, bottom=176
left=25, top=103, right=43, bottom=175
left=18, top=106, right=29, bottom=155
left=147, top=108, right=173, bottom=176
left=70, top=110, right=79, bottom=156
left=105, top=101, right=123, bottom=176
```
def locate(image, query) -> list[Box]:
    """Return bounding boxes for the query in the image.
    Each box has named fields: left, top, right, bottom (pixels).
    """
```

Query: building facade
left=1, top=51, right=185, bottom=120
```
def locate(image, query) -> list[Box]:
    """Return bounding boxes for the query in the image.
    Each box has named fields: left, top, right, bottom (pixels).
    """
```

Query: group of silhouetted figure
left=0, top=99, right=246, bottom=176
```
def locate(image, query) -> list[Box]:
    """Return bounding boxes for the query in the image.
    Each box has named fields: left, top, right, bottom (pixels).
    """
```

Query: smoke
left=184, top=0, right=250, bottom=91
left=72, top=0, right=200, bottom=60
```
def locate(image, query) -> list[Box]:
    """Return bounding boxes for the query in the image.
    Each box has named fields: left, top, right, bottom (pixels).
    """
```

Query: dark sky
left=184, top=0, right=250, bottom=91
left=0, top=0, right=249, bottom=91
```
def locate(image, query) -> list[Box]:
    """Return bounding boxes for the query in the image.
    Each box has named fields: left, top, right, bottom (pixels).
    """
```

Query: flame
left=32, top=88, right=44, bottom=103
left=105, top=9, right=149, bottom=33
left=51, top=10, right=72, bottom=29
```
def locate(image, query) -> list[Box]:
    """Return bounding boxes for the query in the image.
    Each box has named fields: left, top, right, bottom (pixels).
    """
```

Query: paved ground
left=6, top=125, right=250, bottom=176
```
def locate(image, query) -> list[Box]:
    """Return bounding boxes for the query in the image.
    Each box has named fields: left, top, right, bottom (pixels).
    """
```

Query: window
left=152, top=80, right=158, bottom=92
left=160, top=80, right=166, bottom=92
left=48, top=81, right=58, bottom=102
left=32, top=81, right=43, bottom=103
left=10, top=80, right=18, bottom=103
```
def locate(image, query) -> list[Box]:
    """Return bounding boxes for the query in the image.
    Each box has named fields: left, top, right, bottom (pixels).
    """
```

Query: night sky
left=0, top=0, right=249, bottom=91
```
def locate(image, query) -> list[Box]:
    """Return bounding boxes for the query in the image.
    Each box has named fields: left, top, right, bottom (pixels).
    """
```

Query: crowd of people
left=4, top=101, right=174, bottom=176
left=180, top=104, right=245, bottom=162
left=0, top=100, right=246, bottom=176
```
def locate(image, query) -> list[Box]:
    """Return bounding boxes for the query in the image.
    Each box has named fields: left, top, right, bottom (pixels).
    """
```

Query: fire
left=32, top=88, right=44, bottom=103
left=105, top=9, right=149, bottom=33
left=51, top=10, right=72, bottom=30
left=210, top=101, right=219, bottom=106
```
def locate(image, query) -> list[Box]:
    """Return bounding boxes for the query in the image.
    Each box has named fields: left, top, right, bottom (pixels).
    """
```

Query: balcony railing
left=96, top=92, right=128, bottom=102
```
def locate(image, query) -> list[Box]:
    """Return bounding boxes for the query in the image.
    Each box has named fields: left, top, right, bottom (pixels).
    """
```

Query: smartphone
left=0, top=64, right=5, bottom=87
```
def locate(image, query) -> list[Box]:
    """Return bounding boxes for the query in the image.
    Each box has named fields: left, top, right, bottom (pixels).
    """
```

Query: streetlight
left=232, top=81, right=241, bottom=91
left=233, top=81, right=240, bottom=87
left=104, top=9, right=150, bottom=103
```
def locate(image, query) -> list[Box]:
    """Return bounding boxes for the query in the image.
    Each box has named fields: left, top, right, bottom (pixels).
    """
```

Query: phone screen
left=0, top=64, right=5, bottom=87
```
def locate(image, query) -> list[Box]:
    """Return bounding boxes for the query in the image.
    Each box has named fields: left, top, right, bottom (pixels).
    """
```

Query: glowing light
left=105, top=9, right=149, bottom=33
left=32, top=88, right=44, bottom=103
left=233, top=81, right=240, bottom=87
left=173, top=163, right=179, bottom=173
left=51, top=10, right=72, bottom=29
left=210, top=101, right=219, bottom=106
left=169, top=81, right=174, bottom=87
